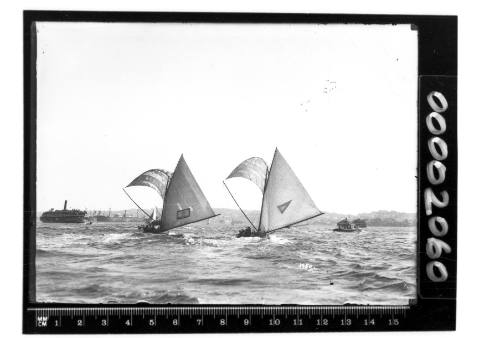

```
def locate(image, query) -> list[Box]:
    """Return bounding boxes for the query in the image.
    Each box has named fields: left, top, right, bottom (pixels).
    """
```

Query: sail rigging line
left=264, top=212, right=324, bottom=235
left=122, top=188, right=154, bottom=220
left=162, top=213, right=221, bottom=232
left=223, top=180, right=258, bottom=231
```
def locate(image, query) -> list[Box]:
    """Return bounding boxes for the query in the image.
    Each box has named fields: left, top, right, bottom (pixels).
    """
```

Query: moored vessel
left=40, top=200, right=87, bottom=223
left=333, top=218, right=360, bottom=232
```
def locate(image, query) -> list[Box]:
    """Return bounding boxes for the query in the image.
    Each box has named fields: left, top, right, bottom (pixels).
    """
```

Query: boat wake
left=37, top=221, right=416, bottom=305
left=101, top=233, right=131, bottom=244
left=268, top=234, right=291, bottom=245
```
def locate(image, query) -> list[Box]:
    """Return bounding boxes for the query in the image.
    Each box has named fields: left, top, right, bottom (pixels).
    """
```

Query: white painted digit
left=426, top=112, right=447, bottom=135
left=424, top=188, right=449, bottom=216
left=426, top=261, right=449, bottom=282
left=427, top=91, right=449, bottom=113
left=426, top=237, right=452, bottom=259
left=428, top=216, right=449, bottom=237
left=428, top=137, right=448, bottom=161
left=427, top=160, right=446, bottom=185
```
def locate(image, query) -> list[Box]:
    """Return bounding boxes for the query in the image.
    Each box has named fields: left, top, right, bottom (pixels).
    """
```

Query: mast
left=257, top=148, right=276, bottom=233
left=223, top=180, right=258, bottom=231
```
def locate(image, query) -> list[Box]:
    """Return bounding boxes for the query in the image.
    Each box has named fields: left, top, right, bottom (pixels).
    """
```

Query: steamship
left=40, top=200, right=87, bottom=223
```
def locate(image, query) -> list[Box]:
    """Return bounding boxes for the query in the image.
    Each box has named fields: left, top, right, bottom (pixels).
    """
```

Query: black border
left=23, top=10, right=457, bottom=333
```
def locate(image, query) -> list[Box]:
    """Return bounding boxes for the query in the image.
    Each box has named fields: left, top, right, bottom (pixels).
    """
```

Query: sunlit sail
left=125, top=155, right=219, bottom=233
left=224, top=148, right=323, bottom=237
left=123, top=169, right=172, bottom=220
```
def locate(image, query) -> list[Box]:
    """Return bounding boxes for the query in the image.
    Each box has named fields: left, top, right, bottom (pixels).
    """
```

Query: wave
left=152, top=292, right=199, bottom=304
left=117, top=290, right=199, bottom=304
left=101, top=233, right=132, bottom=244
left=37, top=221, right=416, bottom=305
left=76, top=283, right=104, bottom=295
left=361, top=281, right=412, bottom=292
left=189, top=278, right=254, bottom=286
left=36, top=248, right=55, bottom=257
left=268, top=234, right=291, bottom=245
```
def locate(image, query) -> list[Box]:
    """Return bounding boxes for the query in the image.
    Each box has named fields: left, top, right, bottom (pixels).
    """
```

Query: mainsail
left=160, top=155, right=218, bottom=231
left=259, top=149, right=323, bottom=233
left=225, top=148, right=322, bottom=234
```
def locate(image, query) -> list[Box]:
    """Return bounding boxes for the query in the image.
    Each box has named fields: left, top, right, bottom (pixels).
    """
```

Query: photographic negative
left=23, top=11, right=457, bottom=332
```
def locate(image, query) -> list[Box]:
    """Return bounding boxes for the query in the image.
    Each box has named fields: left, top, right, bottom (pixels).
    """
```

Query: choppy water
left=36, top=220, right=416, bottom=305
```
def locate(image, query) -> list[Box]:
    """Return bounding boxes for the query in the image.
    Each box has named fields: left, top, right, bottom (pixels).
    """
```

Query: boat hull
left=333, top=228, right=360, bottom=233
left=40, top=215, right=86, bottom=223
left=236, top=228, right=268, bottom=238
left=138, top=223, right=166, bottom=234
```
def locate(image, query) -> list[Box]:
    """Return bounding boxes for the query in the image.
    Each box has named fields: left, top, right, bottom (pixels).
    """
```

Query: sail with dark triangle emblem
left=160, top=155, right=218, bottom=231
left=225, top=148, right=322, bottom=236
left=258, top=149, right=323, bottom=233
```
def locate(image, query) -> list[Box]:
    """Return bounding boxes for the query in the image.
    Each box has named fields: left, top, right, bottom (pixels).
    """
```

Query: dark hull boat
left=124, top=155, right=219, bottom=234
left=40, top=200, right=86, bottom=223
left=334, top=218, right=361, bottom=232
left=225, top=148, right=323, bottom=238
left=236, top=227, right=268, bottom=238
left=333, top=228, right=360, bottom=233
left=40, top=214, right=86, bottom=223
left=138, top=220, right=162, bottom=233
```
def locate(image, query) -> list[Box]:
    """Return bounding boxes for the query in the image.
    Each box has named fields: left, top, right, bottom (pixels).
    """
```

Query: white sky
left=36, top=22, right=417, bottom=214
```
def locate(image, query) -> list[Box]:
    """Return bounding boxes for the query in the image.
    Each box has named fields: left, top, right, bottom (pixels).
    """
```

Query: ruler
left=27, top=305, right=409, bottom=333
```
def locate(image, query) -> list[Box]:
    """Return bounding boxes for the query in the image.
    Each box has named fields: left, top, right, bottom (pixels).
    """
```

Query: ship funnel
left=64, top=200, right=68, bottom=210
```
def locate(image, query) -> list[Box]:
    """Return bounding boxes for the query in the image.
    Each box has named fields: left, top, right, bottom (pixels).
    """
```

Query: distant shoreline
left=35, top=208, right=416, bottom=227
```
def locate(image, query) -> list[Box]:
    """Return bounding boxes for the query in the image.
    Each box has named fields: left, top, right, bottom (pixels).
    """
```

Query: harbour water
left=36, top=219, right=416, bottom=305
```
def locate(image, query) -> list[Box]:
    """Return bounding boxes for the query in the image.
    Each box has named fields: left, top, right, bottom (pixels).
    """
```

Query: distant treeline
left=366, top=217, right=415, bottom=227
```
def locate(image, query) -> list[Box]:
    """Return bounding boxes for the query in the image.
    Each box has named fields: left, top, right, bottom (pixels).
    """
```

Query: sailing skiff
left=224, top=148, right=323, bottom=237
left=124, top=155, right=219, bottom=233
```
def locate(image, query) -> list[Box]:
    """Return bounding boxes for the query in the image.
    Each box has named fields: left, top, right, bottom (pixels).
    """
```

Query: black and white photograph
left=34, top=20, right=418, bottom=306
left=15, top=7, right=468, bottom=334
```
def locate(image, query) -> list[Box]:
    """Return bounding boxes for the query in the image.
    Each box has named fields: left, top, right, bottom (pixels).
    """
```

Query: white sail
left=160, top=155, right=218, bottom=231
left=126, top=169, right=172, bottom=198
left=259, top=149, right=322, bottom=233
left=226, top=157, right=268, bottom=192
left=225, top=157, right=268, bottom=229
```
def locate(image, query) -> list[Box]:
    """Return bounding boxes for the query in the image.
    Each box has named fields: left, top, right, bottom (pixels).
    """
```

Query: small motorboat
left=333, top=218, right=361, bottom=232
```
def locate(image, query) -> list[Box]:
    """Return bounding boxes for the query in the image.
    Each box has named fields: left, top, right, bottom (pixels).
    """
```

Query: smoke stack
left=64, top=200, right=68, bottom=210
